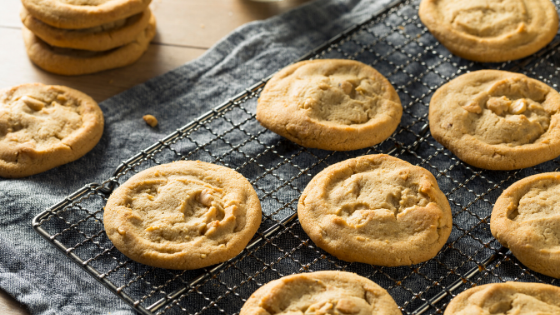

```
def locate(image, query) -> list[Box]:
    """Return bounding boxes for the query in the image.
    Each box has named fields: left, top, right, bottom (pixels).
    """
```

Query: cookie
left=256, top=59, right=402, bottom=151
left=22, top=14, right=156, bottom=75
left=0, top=83, right=104, bottom=178
left=21, top=7, right=152, bottom=51
left=297, top=154, right=452, bottom=266
left=429, top=70, right=560, bottom=170
left=21, top=0, right=151, bottom=29
left=491, top=173, right=560, bottom=278
left=240, top=271, right=402, bottom=315
left=419, top=0, right=558, bottom=62
left=444, top=282, right=560, bottom=314
left=103, top=161, right=262, bottom=270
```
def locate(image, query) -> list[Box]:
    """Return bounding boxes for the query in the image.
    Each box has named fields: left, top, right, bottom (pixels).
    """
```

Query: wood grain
left=0, top=0, right=311, bottom=314
left=0, top=27, right=205, bottom=102
left=0, top=289, right=28, bottom=315
left=150, top=0, right=313, bottom=48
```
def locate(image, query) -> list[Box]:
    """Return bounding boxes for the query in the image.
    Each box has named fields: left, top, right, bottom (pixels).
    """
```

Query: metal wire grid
left=32, top=0, right=560, bottom=314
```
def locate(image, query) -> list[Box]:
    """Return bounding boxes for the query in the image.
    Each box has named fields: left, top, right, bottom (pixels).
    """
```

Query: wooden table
left=0, top=0, right=310, bottom=313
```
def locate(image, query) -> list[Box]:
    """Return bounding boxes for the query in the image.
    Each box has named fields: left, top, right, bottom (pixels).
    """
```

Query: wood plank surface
left=150, top=0, right=313, bottom=48
left=0, top=0, right=312, bottom=313
left=0, top=290, right=28, bottom=315
left=0, top=27, right=206, bottom=102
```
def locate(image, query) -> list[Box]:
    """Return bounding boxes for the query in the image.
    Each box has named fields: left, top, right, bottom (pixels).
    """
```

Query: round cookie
left=419, top=0, right=558, bottom=62
left=21, top=7, right=152, bottom=51
left=444, top=282, right=560, bottom=314
left=429, top=70, right=560, bottom=170
left=0, top=83, right=104, bottom=178
left=256, top=59, right=402, bottom=151
left=22, top=14, right=156, bottom=75
left=297, top=154, right=452, bottom=266
left=21, top=0, right=151, bottom=29
left=103, top=161, right=262, bottom=270
left=491, top=173, right=560, bottom=278
left=240, top=271, right=402, bottom=315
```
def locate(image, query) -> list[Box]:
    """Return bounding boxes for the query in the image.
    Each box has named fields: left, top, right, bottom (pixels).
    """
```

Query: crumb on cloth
left=143, top=114, right=158, bottom=127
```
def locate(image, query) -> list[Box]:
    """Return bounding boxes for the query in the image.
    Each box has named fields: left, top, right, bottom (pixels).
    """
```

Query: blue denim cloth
left=0, top=0, right=394, bottom=314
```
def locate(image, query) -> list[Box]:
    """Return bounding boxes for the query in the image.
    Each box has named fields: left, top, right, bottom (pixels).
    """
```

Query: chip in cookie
left=429, top=70, right=560, bottom=170
left=0, top=83, right=104, bottom=178
left=257, top=59, right=402, bottom=151
left=491, top=173, right=560, bottom=278
left=240, top=271, right=402, bottom=315
left=419, top=0, right=558, bottom=62
left=103, top=161, right=262, bottom=270
left=297, top=154, right=452, bottom=266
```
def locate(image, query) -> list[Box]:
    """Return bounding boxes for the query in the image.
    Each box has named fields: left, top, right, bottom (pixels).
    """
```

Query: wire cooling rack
left=33, top=0, right=560, bottom=314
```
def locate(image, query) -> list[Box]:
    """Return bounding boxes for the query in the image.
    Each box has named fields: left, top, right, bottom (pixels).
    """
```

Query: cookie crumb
left=143, top=114, right=158, bottom=127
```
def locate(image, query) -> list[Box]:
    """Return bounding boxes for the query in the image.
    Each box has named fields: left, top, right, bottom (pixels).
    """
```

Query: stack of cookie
left=20, top=0, right=156, bottom=76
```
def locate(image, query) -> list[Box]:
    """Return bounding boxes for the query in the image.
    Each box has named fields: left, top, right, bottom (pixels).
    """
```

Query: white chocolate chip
left=462, top=101, right=482, bottom=114
left=198, top=189, right=213, bottom=206
left=200, top=254, right=207, bottom=259
left=340, top=81, right=353, bottom=95
left=486, top=96, right=511, bottom=116
left=21, top=96, right=45, bottom=111
left=528, top=103, right=544, bottom=111
left=56, top=94, right=67, bottom=103
left=303, top=98, right=317, bottom=109
left=355, top=86, right=366, bottom=95
left=510, top=99, right=527, bottom=115
left=336, top=299, right=360, bottom=314
left=117, top=226, right=126, bottom=235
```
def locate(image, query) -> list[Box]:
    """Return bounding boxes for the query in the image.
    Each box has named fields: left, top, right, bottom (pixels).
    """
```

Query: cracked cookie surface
left=491, top=173, right=560, bottom=278
left=256, top=59, right=402, bottom=151
left=22, top=0, right=151, bottom=29
left=429, top=70, right=560, bottom=170
left=240, top=271, right=401, bottom=315
left=419, top=0, right=558, bottom=62
left=0, top=83, right=104, bottom=178
left=444, top=282, right=560, bottom=314
left=103, top=161, right=262, bottom=270
left=297, top=154, right=452, bottom=266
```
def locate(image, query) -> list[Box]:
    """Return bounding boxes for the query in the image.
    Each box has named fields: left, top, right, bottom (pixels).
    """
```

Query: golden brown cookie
left=240, top=271, right=402, bottom=315
left=297, top=154, right=452, bottom=266
left=21, top=0, right=151, bottom=29
left=21, top=7, right=152, bottom=51
left=429, top=70, right=560, bottom=170
left=444, top=282, right=560, bottom=314
left=0, top=83, right=104, bottom=178
left=256, top=59, right=402, bottom=151
left=22, top=14, right=156, bottom=75
left=491, top=173, right=560, bottom=278
left=103, top=161, right=262, bottom=270
left=419, top=0, right=558, bottom=62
